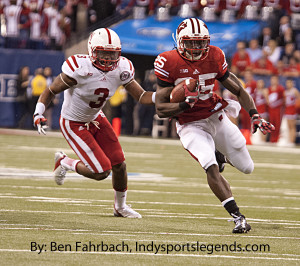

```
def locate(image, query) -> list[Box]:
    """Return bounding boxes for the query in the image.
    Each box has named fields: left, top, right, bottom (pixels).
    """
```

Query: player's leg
left=94, top=115, right=141, bottom=218
left=287, top=117, right=296, bottom=144
left=178, top=122, right=236, bottom=209
left=55, top=117, right=112, bottom=185
left=214, top=112, right=254, bottom=174
left=212, top=112, right=252, bottom=232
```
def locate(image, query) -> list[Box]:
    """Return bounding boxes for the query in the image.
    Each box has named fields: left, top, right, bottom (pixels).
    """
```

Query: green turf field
left=0, top=129, right=299, bottom=265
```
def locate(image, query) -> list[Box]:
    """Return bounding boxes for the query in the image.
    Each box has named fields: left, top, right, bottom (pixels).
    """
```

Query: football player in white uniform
left=154, top=18, right=275, bottom=232
left=33, top=28, right=156, bottom=218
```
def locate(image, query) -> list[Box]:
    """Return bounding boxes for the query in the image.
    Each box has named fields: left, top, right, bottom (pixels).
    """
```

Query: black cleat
left=215, top=150, right=226, bottom=173
left=231, top=214, right=251, bottom=233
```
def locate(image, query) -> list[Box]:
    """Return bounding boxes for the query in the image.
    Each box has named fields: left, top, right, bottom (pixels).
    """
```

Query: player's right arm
left=33, top=73, right=77, bottom=134
left=154, top=53, right=192, bottom=118
left=155, top=82, right=190, bottom=118
left=38, top=73, right=77, bottom=107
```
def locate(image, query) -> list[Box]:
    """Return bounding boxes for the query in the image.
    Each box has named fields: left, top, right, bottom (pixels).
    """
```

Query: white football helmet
left=88, top=28, right=121, bottom=71
left=175, top=18, right=210, bottom=61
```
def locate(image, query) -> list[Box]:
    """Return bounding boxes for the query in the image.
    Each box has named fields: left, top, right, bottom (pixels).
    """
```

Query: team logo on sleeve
left=120, top=71, right=130, bottom=81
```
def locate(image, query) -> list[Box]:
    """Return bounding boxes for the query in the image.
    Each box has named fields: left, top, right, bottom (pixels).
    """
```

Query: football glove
left=33, top=114, right=48, bottom=135
left=251, top=114, right=275, bottom=135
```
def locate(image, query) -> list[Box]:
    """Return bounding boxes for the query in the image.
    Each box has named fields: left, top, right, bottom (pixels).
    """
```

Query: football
left=170, top=79, right=198, bottom=103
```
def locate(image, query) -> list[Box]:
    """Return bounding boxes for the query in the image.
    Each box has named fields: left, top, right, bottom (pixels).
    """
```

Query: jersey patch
left=120, top=71, right=130, bottom=81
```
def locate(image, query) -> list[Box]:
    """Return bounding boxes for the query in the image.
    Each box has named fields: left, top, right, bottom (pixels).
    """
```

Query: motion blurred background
left=0, top=0, right=300, bottom=146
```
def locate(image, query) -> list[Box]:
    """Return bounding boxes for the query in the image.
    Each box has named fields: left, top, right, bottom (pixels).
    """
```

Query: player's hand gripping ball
left=170, top=78, right=199, bottom=103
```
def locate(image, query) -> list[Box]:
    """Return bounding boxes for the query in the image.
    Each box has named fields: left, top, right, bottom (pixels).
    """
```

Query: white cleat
left=114, top=205, right=142, bottom=218
left=53, top=151, right=67, bottom=185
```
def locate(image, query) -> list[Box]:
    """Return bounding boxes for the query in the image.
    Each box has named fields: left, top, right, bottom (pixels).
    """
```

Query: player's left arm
left=221, top=71, right=275, bottom=134
left=124, top=79, right=155, bottom=105
left=221, top=71, right=256, bottom=113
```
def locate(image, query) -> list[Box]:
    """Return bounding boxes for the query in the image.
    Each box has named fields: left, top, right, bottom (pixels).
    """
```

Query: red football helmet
left=88, top=28, right=121, bottom=71
left=175, top=18, right=210, bottom=61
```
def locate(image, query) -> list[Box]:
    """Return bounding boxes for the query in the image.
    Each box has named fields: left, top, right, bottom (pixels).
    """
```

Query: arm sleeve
left=61, top=56, right=81, bottom=83
left=215, top=48, right=228, bottom=79
left=119, top=57, right=135, bottom=86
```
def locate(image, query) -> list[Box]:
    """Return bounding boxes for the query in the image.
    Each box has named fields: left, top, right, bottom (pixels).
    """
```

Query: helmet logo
left=177, top=21, right=187, bottom=35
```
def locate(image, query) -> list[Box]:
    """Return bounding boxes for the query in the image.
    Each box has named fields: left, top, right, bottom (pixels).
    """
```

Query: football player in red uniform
left=154, top=18, right=275, bottom=233
left=33, top=28, right=156, bottom=218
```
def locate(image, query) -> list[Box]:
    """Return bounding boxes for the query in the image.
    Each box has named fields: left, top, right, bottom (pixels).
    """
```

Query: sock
left=114, top=189, right=127, bottom=209
left=222, top=197, right=242, bottom=217
left=61, top=157, right=80, bottom=172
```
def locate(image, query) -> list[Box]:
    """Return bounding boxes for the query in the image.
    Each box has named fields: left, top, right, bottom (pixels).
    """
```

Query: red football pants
left=59, top=114, right=125, bottom=173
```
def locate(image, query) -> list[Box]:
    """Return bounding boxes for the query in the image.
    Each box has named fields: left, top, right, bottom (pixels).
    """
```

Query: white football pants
left=176, top=110, right=254, bottom=174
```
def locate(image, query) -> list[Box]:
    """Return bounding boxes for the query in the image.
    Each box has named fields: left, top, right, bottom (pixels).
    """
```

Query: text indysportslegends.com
left=31, top=241, right=270, bottom=254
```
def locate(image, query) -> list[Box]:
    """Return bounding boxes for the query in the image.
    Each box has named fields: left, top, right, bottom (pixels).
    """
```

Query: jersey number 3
left=89, top=88, right=109, bottom=109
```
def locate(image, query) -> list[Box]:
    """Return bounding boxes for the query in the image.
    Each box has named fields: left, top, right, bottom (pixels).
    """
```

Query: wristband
left=138, top=91, right=146, bottom=102
left=179, top=102, right=190, bottom=110
left=151, top=92, right=156, bottom=103
left=34, top=102, right=46, bottom=116
left=249, top=109, right=259, bottom=117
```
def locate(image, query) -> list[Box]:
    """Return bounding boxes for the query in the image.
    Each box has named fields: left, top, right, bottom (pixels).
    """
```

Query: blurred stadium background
left=0, top=0, right=300, bottom=264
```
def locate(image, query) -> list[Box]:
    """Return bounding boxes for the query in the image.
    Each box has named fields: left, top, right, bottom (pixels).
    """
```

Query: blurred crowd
left=3, top=0, right=300, bottom=145
left=1, top=0, right=300, bottom=50
left=15, top=65, right=59, bottom=129
left=0, top=0, right=117, bottom=50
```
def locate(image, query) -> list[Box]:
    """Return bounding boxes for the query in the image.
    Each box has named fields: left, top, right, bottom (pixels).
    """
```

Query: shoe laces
left=58, top=165, right=66, bottom=177
left=228, top=214, right=246, bottom=227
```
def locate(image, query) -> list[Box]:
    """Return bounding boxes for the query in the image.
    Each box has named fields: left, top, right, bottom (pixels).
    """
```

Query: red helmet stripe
left=195, top=18, right=201, bottom=34
left=105, top=28, right=112, bottom=44
left=189, top=18, right=195, bottom=34
left=71, top=55, right=79, bottom=68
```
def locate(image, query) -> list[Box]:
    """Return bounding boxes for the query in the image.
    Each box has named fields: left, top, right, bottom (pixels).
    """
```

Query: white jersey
left=61, top=54, right=134, bottom=122
left=43, top=6, right=62, bottom=41
left=29, top=12, right=42, bottom=39
left=3, top=5, right=22, bottom=37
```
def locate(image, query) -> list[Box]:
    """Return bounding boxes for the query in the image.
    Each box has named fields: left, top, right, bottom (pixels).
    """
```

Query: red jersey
left=252, top=58, right=274, bottom=74
left=268, top=85, right=285, bottom=109
left=285, top=89, right=297, bottom=116
left=154, top=46, right=229, bottom=124
left=232, top=52, right=251, bottom=73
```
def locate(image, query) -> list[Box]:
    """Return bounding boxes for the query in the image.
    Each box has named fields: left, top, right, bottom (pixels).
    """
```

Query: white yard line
left=1, top=208, right=299, bottom=226
left=1, top=184, right=299, bottom=200
left=1, top=128, right=300, bottom=153
left=6, top=145, right=162, bottom=158
left=99, top=230, right=300, bottom=240
left=0, top=194, right=299, bottom=211
left=0, top=249, right=299, bottom=261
